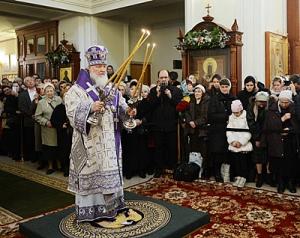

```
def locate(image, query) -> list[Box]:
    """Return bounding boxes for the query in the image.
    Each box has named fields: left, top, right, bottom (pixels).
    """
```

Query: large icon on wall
left=60, top=67, right=72, bottom=83
left=265, top=32, right=288, bottom=88
left=189, top=48, right=230, bottom=86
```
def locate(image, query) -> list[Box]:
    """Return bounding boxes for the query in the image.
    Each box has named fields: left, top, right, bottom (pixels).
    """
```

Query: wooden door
left=130, top=63, right=151, bottom=85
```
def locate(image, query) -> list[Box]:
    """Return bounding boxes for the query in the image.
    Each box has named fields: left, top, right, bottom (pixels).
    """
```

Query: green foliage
left=45, top=50, right=70, bottom=66
left=176, top=27, right=229, bottom=50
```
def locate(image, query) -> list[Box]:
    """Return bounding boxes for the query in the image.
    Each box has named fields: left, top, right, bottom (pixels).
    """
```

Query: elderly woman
left=35, top=83, right=62, bottom=174
left=185, top=84, right=210, bottom=178
left=262, top=90, right=299, bottom=193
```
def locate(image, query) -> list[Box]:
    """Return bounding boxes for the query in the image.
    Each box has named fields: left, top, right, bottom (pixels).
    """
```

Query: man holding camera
left=148, top=70, right=182, bottom=177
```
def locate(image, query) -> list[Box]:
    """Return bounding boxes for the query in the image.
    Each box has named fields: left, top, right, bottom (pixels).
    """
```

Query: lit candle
left=107, top=29, right=149, bottom=85
left=134, top=43, right=156, bottom=96
left=113, top=29, right=151, bottom=86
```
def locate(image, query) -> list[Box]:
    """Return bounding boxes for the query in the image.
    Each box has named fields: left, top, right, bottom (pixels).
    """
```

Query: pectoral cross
left=86, top=82, right=99, bottom=95
left=206, top=4, right=212, bottom=15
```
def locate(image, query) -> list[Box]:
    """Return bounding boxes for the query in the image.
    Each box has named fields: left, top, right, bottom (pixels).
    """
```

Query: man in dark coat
left=148, top=69, right=182, bottom=177
left=18, top=76, right=37, bottom=162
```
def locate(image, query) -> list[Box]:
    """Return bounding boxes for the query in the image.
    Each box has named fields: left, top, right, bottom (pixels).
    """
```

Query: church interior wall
left=97, top=18, right=129, bottom=72
left=129, top=22, right=184, bottom=83
left=185, top=0, right=287, bottom=86
left=0, top=38, right=17, bottom=79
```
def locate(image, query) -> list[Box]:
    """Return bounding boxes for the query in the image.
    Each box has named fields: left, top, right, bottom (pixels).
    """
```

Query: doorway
left=130, top=62, right=151, bottom=86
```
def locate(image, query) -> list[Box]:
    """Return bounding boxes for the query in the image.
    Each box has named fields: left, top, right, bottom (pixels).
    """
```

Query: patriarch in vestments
left=65, top=45, right=135, bottom=222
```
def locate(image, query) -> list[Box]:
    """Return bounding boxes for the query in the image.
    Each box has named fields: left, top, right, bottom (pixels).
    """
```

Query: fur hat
left=142, top=84, right=150, bottom=93
left=194, top=84, right=206, bottom=94
left=278, top=90, right=293, bottom=102
left=43, top=83, right=55, bottom=90
left=231, top=99, right=243, bottom=113
left=255, top=91, right=269, bottom=102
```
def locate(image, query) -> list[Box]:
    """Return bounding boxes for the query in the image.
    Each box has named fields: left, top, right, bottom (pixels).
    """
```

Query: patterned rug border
left=126, top=176, right=300, bottom=200
left=0, top=162, right=70, bottom=194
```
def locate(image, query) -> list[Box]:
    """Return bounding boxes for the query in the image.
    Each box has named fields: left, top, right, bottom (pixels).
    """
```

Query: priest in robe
left=65, top=45, right=134, bottom=222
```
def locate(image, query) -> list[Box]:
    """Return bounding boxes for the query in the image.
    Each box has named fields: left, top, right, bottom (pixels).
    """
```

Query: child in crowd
left=226, top=100, right=253, bottom=187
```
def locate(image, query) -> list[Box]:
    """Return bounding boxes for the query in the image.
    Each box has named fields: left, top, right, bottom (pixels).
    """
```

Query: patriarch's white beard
left=90, top=72, right=108, bottom=88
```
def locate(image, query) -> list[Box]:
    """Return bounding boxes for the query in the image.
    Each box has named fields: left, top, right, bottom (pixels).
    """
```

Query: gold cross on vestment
left=206, top=4, right=212, bottom=15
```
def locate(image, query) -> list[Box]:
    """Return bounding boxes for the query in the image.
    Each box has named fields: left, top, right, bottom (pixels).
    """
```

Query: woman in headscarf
left=237, top=75, right=257, bottom=111
left=185, top=84, right=210, bottom=178
left=262, top=90, right=299, bottom=193
left=208, top=78, right=235, bottom=182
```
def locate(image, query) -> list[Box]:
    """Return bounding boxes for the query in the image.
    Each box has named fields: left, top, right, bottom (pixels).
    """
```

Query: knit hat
left=278, top=90, right=293, bottom=102
left=194, top=84, right=206, bottom=94
left=255, top=91, right=269, bottom=102
left=142, top=84, right=150, bottom=93
left=43, top=82, right=55, bottom=90
left=118, top=81, right=126, bottom=88
left=231, top=99, right=243, bottom=113
left=219, top=78, right=231, bottom=89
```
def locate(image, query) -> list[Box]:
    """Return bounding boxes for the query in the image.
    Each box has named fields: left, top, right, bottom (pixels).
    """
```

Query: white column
left=123, top=23, right=129, bottom=62
left=77, top=16, right=99, bottom=68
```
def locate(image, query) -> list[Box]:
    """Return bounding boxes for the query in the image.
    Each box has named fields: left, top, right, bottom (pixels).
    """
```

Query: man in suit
left=18, top=76, right=37, bottom=162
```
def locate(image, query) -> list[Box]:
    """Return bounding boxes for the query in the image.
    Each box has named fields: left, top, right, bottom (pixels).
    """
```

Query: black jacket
left=148, top=84, right=182, bottom=132
left=208, top=92, right=235, bottom=153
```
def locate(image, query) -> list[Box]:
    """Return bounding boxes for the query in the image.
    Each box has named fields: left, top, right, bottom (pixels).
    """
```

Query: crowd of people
left=0, top=69, right=300, bottom=194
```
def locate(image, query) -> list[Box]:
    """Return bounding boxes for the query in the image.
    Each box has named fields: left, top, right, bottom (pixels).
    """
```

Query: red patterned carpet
left=126, top=177, right=300, bottom=238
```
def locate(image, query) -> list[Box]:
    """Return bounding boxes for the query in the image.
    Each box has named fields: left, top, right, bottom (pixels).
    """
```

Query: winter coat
left=34, top=96, right=62, bottom=146
left=247, top=99, right=268, bottom=142
left=185, top=94, right=210, bottom=137
left=261, top=101, right=299, bottom=158
left=208, top=92, right=235, bottom=153
left=148, top=84, right=182, bottom=132
left=295, top=93, right=300, bottom=123
left=237, top=89, right=256, bottom=111
left=226, top=110, right=253, bottom=153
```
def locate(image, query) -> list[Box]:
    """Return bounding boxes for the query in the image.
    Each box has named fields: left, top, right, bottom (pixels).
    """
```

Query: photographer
left=148, top=69, right=182, bottom=177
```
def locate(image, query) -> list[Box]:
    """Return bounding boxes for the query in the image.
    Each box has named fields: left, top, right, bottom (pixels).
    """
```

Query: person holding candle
left=64, top=45, right=136, bottom=222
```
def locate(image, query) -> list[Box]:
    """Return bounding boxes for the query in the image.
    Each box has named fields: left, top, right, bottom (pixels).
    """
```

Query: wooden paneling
left=287, top=0, right=300, bottom=74
left=16, top=21, right=58, bottom=79
left=130, top=63, right=151, bottom=86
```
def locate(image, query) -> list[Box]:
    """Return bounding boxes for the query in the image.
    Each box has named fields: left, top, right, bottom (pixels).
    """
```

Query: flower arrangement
left=176, top=97, right=190, bottom=112
left=45, top=50, right=70, bottom=66
left=176, top=27, right=230, bottom=50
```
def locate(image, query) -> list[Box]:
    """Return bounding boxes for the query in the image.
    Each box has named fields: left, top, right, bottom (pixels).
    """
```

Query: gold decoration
left=59, top=200, right=171, bottom=238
